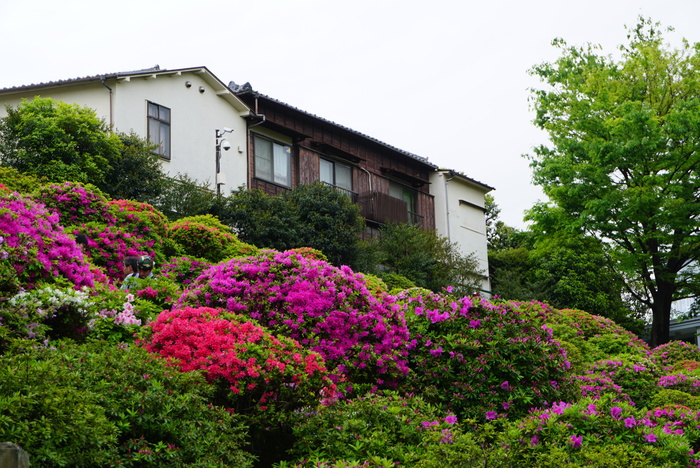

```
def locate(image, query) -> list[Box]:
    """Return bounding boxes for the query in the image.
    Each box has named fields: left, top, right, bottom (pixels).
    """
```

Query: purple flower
left=530, top=434, right=540, bottom=446
left=569, top=435, right=583, bottom=448
left=444, top=415, right=458, bottom=424
left=610, top=406, right=622, bottom=419
left=485, top=411, right=498, bottom=420
left=645, top=433, right=657, bottom=443
left=624, top=417, right=636, bottom=428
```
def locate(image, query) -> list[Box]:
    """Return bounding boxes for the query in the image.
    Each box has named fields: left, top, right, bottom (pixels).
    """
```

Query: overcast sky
left=2, top=0, right=699, bottom=228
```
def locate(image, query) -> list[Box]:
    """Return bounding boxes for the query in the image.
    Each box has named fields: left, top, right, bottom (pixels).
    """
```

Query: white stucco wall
left=0, top=69, right=250, bottom=193
left=430, top=171, right=491, bottom=294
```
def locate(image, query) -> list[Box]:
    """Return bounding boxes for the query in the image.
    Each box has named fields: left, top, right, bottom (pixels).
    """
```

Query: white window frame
left=253, top=134, right=292, bottom=187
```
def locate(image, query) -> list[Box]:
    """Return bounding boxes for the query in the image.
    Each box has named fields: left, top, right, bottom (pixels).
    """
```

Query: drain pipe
left=443, top=170, right=456, bottom=240
left=359, top=166, right=373, bottom=193
left=100, top=76, right=114, bottom=130
left=248, top=96, right=266, bottom=129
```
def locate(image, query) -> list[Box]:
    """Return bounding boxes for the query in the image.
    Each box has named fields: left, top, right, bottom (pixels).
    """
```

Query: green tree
left=528, top=18, right=700, bottom=345
left=224, top=183, right=364, bottom=267
left=0, top=97, right=120, bottom=185
left=154, top=173, right=218, bottom=220
left=373, top=222, right=483, bottom=297
left=98, top=132, right=167, bottom=203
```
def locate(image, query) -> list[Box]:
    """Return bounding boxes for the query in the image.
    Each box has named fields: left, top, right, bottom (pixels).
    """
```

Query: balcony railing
left=357, top=191, right=410, bottom=225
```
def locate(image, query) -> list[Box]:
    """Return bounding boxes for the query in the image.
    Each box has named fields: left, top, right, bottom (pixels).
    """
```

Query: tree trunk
left=650, top=286, right=674, bottom=348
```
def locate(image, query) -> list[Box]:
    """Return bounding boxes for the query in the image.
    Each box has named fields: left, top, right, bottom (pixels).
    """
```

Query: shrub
left=650, top=389, right=700, bottom=411
left=159, top=256, right=213, bottom=287
left=396, top=291, right=576, bottom=420
left=141, top=306, right=336, bottom=417
left=502, top=394, right=700, bottom=467
left=0, top=166, right=45, bottom=194
left=32, top=181, right=117, bottom=226
left=286, top=391, right=462, bottom=466
left=0, top=191, right=97, bottom=290
left=545, top=308, right=651, bottom=364
left=576, top=356, right=661, bottom=408
left=120, top=275, right=182, bottom=316
left=0, top=341, right=254, bottom=467
left=108, top=199, right=169, bottom=260
left=651, top=341, right=700, bottom=371
left=74, top=222, right=153, bottom=283
left=1, top=285, right=93, bottom=346
left=379, top=272, right=416, bottom=292
left=175, top=250, right=410, bottom=388
left=167, top=219, right=257, bottom=263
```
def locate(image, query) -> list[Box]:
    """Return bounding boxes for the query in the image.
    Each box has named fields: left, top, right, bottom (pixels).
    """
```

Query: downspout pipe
left=100, top=76, right=114, bottom=130
left=443, top=170, right=456, bottom=241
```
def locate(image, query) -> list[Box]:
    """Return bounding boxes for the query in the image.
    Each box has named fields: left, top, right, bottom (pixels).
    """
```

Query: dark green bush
left=0, top=341, right=254, bottom=467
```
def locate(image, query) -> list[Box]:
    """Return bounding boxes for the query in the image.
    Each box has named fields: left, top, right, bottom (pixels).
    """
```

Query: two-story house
left=0, top=66, right=492, bottom=292
left=230, top=82, right=437, bottom=234
left=0, top=66, right=251, bottom=193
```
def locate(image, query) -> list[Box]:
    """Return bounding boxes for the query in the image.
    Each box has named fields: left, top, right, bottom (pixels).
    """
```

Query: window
left=254, top=134, right=291, bottom=186
left=147, top=102, right=171, bottom=159
left=320, top=158, right=352, bottom=193
left=390, top=181, right=418, bottom=224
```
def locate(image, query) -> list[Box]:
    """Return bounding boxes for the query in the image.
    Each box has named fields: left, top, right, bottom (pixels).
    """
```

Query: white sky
left=1, top=0, right=699, bottom=228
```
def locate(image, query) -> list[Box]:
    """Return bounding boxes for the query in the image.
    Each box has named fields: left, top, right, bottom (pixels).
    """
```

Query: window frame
left=319, top=157, right=353, bottom=194
left=147, top=101, right=171, bottom=160
left=253, top=133, right=292, bottom=187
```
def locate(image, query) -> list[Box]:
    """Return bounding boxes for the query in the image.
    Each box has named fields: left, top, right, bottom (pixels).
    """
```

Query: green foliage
left=285, top=391, right=462, bottom=466
left=378, top=272, right=416, bottom=292
left=0, top=341, right=254, bottom=467
left=545, top=308, right=651, bottom=364
left=167, top=217, right=257, bottom=263
left=225, top=184, right=364, bottom=267
left=153, top=173, right=218, bottom=220
left=502, top=394, right=699, bottom=467
left=528, top=18, right=700, bottom=345
left=0, top=166, right=45, bottom=194
left=0, top=97, right=120, bottom=186
left=98, top=132, right=167, bottom=202
left=650, top=389, right=700, bottom=411
left=580, top=356, right=661, bottom=408
left=371, top=223, right=483, bottom=297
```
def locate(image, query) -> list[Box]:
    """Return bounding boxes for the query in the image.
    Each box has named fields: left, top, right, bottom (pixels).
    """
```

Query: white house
left=0, top=65, right=251, bottom=193
left=430, top=170, right=493, bottom=295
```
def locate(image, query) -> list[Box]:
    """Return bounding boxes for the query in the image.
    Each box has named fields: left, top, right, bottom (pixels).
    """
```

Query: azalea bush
left=108, top=199, right=173, bottom=263
left=159, top=256, right=212, bottom=287
left=0, top=191, right=97, bottom=290
left=175, top=250, right=411, bottom=388
left=545, top=308, right=651, bottom=368
left=32, top=181, right=117, bottom=227
left=652, top=341, right=700, bottom=372
left=141, top=306, right=336, bottom=417
left=502, top=394, right=700, bottom=467
left=576, top=356, right=661, bottom=408
left=167, top=216, right=258, bottom=263
left=74, top=221, right=153, bottom=283
left=396, top=290, right=576, bottom=420
left=285, top=391, right=463, bottom=466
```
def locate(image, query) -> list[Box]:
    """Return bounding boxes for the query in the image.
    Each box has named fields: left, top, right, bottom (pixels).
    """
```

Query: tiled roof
left=0, top=66, right=163, bottom=92
left=230, top=81, right=438, bottom=168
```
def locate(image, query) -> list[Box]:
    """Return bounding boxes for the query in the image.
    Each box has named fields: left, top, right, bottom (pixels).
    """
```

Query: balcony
left=357, top=191, right=410, bottom=225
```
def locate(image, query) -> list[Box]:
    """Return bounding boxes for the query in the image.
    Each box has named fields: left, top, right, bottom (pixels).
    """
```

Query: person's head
left=123, top=256, right=139, bottom=277
left=75, top=233, right=88, bottom=250
left=137, top=255, right=154, bottom=276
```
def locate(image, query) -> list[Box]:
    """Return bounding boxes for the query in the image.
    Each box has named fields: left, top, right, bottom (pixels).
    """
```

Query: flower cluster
left=396, top=290, right=576, bottom=420
left=3, top=285, right=93, bottom=343
left=32, top=181, right=117, bottom=226
left=505, top=394, right=700, bottom=466
left=0, top=191, right=97, bottom=290
left=577, top=357, right=661, bottom=407
left=141, top=306, right=336, bottom=415
left=652, top=341, right=700, bottom=371
left=176, top=250, right=411, bottom=387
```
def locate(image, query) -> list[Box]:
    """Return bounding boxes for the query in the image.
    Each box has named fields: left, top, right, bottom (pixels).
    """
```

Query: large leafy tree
left=0, top=97, right=120, bottom=185
left=528, top=18, right=700, bottom=345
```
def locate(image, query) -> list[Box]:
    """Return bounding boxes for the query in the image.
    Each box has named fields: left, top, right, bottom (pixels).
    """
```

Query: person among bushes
left=119, top=256, right=139, bottom=290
